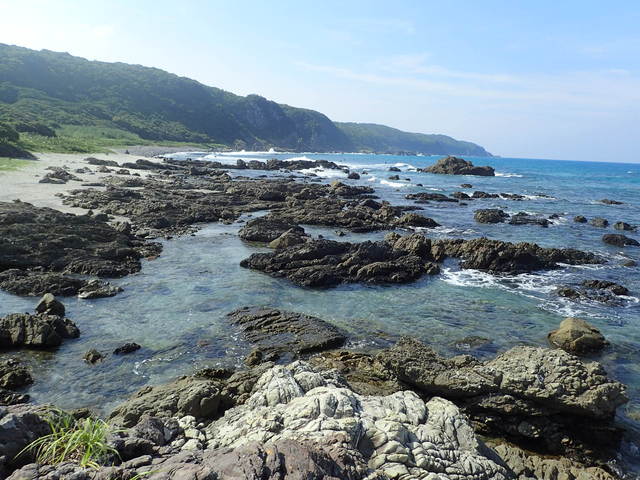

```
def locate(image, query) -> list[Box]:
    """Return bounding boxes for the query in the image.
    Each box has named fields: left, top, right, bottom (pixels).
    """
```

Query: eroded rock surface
left=548, top=317, right=608, bottom=354
left=422, top=156, right=495, bottom=176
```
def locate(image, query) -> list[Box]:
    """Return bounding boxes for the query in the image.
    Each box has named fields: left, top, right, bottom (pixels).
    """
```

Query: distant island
left=0, top=43, right=490, bottom=156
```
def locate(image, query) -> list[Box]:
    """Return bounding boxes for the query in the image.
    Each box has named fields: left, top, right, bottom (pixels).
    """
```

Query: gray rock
left=239, top=217, right=306, bottom=243
left=0, top=313, right=79, bottom=348
left=548, top=317, right=608, bottom=354
left=83, top=349, right=105, bottom=364
left=423, top=156, right=495, bottom=176
left=613, top=221, right=635, bottom=231
left=573, top=215, right=588, bottom=223
left=35, top=293, right=65, bottom=317
left=77, top=279, right=123, bottom=299
left=590, top=217, right=609, bottom=228
left=0, top=358, right=32, bottom=390
left=205, top=361, right=511, bottom=480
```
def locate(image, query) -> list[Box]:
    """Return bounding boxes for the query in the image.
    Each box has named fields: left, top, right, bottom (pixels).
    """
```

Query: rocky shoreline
left=0, top=153, right=637, bottom=479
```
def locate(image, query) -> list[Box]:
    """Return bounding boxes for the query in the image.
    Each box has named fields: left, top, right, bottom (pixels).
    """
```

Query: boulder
left=474, top=209, right=509, bottom=224
left=573, top=215, right=588, bottom=223
left=396, top=213, right=440, bottom=228
left=590, top=217, right=609, bottom=228
left=613, top=221, right=635, bottom=231
left=508, top=212, right=550, bottom=227
left=0, top=313, right=79, bottom=348
left=83, top=349, right=105, bottom=364
left=388, top=166, right=401, bottom=172
left=34, top=293, right=65, bottom=317
left=423, top=156, right=495, bottom=176
left=227, top=307, right=346, bottom=359
left=113, top=343, right=141, bottom=355
left=0, top=405, right=50, bottom=472
left=0, top=358, right=32, bottom=390
left=548, top=317, right=608, bottom=354
left=472, top=191, right=500, bottom=199
left=602, top=233, right=639, bottom=247
left=347, top=172, right=360, bottom=180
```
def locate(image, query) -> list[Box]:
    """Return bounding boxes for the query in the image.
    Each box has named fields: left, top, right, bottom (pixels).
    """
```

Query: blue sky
left=1, top=0, right=639, bottom=161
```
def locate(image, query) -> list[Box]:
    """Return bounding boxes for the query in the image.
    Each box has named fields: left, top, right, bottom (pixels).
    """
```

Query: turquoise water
left=1, top=153, right=639, bottom=470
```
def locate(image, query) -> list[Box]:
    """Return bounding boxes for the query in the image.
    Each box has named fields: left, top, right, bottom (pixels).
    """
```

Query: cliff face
left=0, top=43, right=489, bottom=154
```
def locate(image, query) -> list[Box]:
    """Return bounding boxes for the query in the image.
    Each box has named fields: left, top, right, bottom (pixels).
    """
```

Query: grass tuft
left=17, top=408, right=120, bottom=469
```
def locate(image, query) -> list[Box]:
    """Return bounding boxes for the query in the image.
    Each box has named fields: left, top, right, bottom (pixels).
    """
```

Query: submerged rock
left=573, top=215, right=588, bottom=223
left=422, top=156, right=495, bottom=176
left=602, top=233, right=639, bottom=247
left=227, top=307, right=346, bottom=360
left=548, top=317, right=608, bottom=354
left=590, top=217, right=609, bottom=228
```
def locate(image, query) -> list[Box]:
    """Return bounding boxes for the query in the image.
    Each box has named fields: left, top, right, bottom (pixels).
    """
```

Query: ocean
left=1, top=152, right=639, bottom=472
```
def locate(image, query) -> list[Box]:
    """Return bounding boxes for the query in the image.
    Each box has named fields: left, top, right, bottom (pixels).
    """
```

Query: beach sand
left=0, top=151, right=158, bottom=214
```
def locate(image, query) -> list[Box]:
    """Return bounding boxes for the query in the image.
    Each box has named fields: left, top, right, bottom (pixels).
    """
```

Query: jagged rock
left=0, top=201, right=159, bottom=278
left=241, top=235, right=439, bottom=288
left=475, top=209, right=509, bottom=224
left=77, top=279, right=123, bottom=299
left=0, top=313, right=79, bottom=348
left=557, top=280, right=630, bottom=304
left=423, top=156, right=495, bottom=176
left=239, top=217, right=305, bottom=243
left=613, top=221, right=635, bottom=231
left=431, top=237, right=601, bottom=274
left=39, top=168, right=80, bottom=184
left=109, top=377, right=224, bottom=427
left=451, top=191, right=471, bottom=200
left=396, top=213, right=440, bottom=228
left=582, top=280, right=629, bottom=296
left=548, top=318, right=608, bottom=354
left=573, top=215, right=588, bottom=223
left=205, top=362, right=511, bottom=480
left=34, top=293, right=65, bottom=317
left=602, top=233, right=639, bottom=247
left=0, top=358, right=32, bottom=390
left=472, top=191, right=500, bottom=199
left=0, top=270, right=83, bottom=296
left=113, top=343, right=141, bottom=355
left=590, top=217, right=609, bottom=228
left=227, top=307, right=346, bottom=359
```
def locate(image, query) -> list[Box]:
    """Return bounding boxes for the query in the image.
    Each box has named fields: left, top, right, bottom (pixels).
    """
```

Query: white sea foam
left=495, top=172, right=524, bottom=178
left=380, top=180, right=407, bottom=188
left=367, top=176, right=377, bottom=182
left=300, top=168, right=347, bottom=178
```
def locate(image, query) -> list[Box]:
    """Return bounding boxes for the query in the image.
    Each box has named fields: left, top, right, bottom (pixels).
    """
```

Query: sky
left=1, top=0, right=640, bottom=162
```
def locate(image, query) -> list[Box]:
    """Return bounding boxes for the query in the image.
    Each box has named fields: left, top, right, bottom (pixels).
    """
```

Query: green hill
left=0, top=43, right=490, bottom=156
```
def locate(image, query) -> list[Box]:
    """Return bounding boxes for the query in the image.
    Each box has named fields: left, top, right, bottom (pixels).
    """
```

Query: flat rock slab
left=227, top=307, right=346, bottom=359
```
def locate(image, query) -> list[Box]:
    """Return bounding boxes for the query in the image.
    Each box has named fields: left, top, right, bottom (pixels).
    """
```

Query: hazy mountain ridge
left=0, top=43, right=489, bottom=155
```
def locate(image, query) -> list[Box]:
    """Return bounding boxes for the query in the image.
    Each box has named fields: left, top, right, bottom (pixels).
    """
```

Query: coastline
left=0, top=150, right=637, bottom=479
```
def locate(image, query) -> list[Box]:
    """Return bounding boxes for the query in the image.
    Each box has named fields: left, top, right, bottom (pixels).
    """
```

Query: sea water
left=1, top=152, right=639, bottom=471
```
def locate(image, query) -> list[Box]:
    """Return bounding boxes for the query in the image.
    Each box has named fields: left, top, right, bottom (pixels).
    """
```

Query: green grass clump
left=17, top=409, right=120, bottom=469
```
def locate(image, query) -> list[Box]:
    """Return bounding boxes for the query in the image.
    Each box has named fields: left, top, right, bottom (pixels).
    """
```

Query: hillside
left=0, top=43, right=490, bottom=155
left=336, top=123, right=490, bottom=156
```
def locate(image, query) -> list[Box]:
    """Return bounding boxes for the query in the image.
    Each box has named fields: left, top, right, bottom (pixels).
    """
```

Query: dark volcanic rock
left=600, top=199, right=623, bottom=205
left=227, top=307, right=346, bottom=359
left=451, top=191, right=471, bottom=200
left=581, top=280, right=629, bottom=296
left=573, top=215, right=588, bottom=223
left=0, top=358, right=32, bottom=390
left=0, top=313, right=79, bottom=348
left=347, top=172, right=360, bottom=180
left=474, top=209, right=509, bottom=224
left=0, top=201, right=158, bottom=280
left=113, top=342, right=141, bottom=355
left=508, top=212, right=550, bottom=227
left=471, top=191, right=500, bottom=199
left=83, top=349, right=104, bottom=364
left=431, top=238, right=601, bottom=274
left=396, top=213, right=440, bottom=228
left=388, top=166, right=401, bottom=172
left=240, top=234, right=439, bottom=288
left=388, top=174, right=400, bottom=180
left=557, top=280, right=630, bottom=304
left=602, top=233, right=639, bottom=247
left=405, top=192, right=458, bottom=203
left=238, top=217, right=305, bottom=243
left=422, top=156, right=495, bottom=176
left=461, top=183, right=473, bottom=188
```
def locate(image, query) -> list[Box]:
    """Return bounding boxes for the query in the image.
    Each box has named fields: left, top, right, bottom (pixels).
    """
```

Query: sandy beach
left=0, top=151, right=158, bottom=214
